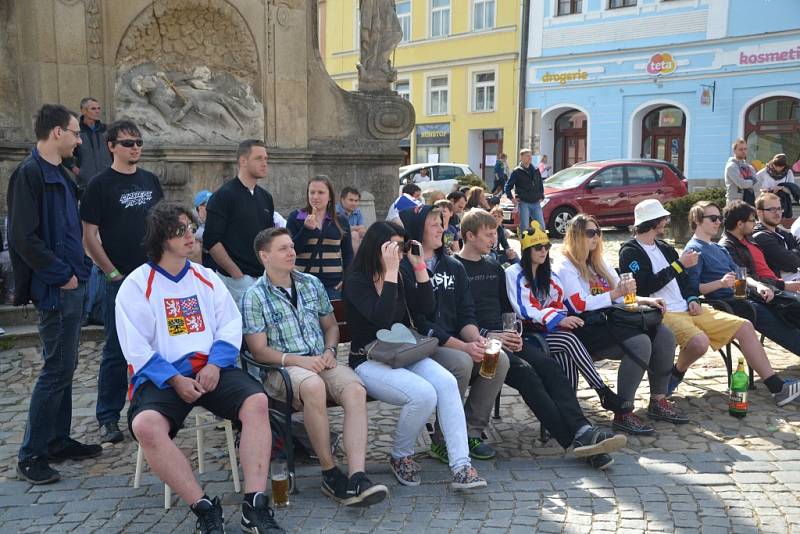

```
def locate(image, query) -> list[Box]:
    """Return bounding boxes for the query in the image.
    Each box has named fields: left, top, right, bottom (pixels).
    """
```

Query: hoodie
left=724, top=157, right=757, bottom=204
left=399, top=205, right=478, bottom=345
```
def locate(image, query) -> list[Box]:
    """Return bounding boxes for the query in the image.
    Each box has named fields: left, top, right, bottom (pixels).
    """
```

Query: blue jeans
left=751, top=301, right=800, bottom=356
left=84, top=265, right=106, bottom=325
left=95, top=279, right=127, bottom=426
left=325, top=286, right=342, bottom=301
left=518, top=200, right=546, bottom=234
left=19, top=283, right=87, bottom=461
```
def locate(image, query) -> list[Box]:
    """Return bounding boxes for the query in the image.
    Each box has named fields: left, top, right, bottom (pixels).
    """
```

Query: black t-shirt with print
left=80, top=167, right=164, bottom=275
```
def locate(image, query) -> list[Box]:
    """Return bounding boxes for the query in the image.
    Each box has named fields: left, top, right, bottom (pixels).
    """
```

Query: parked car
left=399, top=163, right=475, bottom=195
left=502, top=159, right=688, bottom=237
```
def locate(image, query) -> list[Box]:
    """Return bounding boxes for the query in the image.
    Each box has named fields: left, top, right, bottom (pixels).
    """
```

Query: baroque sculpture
left=357, top=0, right=404, bottom=93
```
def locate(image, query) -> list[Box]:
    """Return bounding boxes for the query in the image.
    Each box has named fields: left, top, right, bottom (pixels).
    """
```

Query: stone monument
left=0, top=0, right=414, bottom=217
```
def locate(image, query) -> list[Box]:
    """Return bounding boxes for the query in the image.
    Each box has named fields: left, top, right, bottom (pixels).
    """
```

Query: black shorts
left=127, top=367, right=265, bottom=440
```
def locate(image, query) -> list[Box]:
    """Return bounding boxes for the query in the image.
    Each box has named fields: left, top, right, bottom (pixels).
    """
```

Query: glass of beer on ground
left=271, top=459, right=290, bottom=508
left=620, top=272, right=637, bottom=308
left=735, top=267, right=747, bottom=299
left=480, top=338, right=502, bottom=379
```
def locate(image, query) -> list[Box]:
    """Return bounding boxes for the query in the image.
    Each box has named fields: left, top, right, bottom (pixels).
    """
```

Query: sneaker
left=598, top=386, right=634, bottom=413
left=390, top=456, right=421, bottom=486
left=467, top=437, right=496, bottom=460
left=344, top=472, right=389, bottom=507
left=451, top=465, right=487, bottom=490
left=647, top=398, right=690, bottom=424
left=241, top=492, right=285, bottom=533
left=774, top=379, right=800, bottom=407
left=47, top=437, right=103, bottom=463
left=17, top=456, right=60, bottom=485
left=320, top=466, right=349, bottom=503
left=428, top=441, right=449, bottom=464
left=585, top=453, right=614, bottom=470
left=666, top=374, right=683, bottom=397
left=191, top=496, right=224, bottom=534
left=612, top=412, right=655, bottom=436
left=571, top=427, right=627, bottom=458
left=99, top=422, right=124, bottom=444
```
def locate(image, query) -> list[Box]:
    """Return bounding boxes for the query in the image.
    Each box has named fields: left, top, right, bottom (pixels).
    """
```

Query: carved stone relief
left=357, top=0, right=403, bottom=93
left=114, top=0, right=264, bottom=144
left=0, top=0, right=22, bottom=140
left=84, top=0, right=103, bottom=63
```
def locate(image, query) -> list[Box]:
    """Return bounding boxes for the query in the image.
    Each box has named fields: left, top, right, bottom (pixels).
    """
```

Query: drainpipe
left=517, top=0, right=531, bottom=154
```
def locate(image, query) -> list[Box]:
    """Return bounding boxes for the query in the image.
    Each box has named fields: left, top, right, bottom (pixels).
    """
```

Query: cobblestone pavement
left=0, top=231, right=799, bottom=533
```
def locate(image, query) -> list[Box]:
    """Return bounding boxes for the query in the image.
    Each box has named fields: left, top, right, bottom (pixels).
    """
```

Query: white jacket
left=554, top=257, right=622, bottom=313
left=504, top=263, right=567, bottom=332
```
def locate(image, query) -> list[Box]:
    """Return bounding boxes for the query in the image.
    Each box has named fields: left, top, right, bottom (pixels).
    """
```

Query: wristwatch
left=324, top=346, right=337, bottom=355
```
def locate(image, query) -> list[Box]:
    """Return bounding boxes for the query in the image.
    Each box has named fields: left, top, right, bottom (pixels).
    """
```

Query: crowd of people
left=7, top=102, right=800, bottom=534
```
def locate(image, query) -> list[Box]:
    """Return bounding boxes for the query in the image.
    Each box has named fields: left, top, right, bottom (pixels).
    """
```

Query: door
left=651, top=135, right=683, bottom=170
left=481, top=130, right=503, bottom=184
left=561, top=135, right=586, bottom=170
left=581, top=166, right=628, bottom=221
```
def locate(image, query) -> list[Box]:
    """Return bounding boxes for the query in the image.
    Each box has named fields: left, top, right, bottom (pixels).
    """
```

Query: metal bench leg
left=493, top=392, right=501, bottom=420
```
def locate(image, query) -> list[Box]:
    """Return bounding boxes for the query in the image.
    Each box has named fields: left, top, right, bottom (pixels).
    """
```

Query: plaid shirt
left=241, top=271, right=333, bottom=355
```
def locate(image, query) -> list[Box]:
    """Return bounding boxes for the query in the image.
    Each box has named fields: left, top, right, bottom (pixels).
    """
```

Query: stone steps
left=0, top=304, right=38, bottom=326
left=0, top=324, right=104, bottom=351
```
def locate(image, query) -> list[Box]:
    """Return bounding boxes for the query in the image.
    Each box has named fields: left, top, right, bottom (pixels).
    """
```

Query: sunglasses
left=584, top=229, right=602, bottom=238
left=702, top=215, right=722, bottom=222
left=114, top=138, right=144, bottom=148
left=531, top=243, right=552, bottom=251
left=174, top=223, right=198, bottom=238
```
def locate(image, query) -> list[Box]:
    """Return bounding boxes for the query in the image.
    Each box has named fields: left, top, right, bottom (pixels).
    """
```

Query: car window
left=626, top=165, right=660, bottom=186
left=436, top=166, right=463, bottom=181
left=593, top=166, right=625, bottom=188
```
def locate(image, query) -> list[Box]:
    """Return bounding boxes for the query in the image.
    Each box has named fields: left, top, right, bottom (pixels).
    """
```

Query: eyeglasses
left=584, top=229, right=602, bottom=238
left=758, top=207, right=782, bottom=214
left=61, top=127, right=81, bottom=138
left=702, top=215, right=722, bottom=222
left=532, top=243, right=552, bottom=251
left=174, top=223, right=198, bottom=238
left=114, top=139, right=144, bottom=148
left=747, top=218, right=757, bottom=223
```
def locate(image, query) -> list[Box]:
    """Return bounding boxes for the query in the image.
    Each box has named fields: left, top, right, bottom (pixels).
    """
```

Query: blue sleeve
left=138, top=353, right=181, bottom=389
left=340, top=217, right=354, bottom=271
left=207, top=340, right=239, bottom=369
left=504, top=171, right=517, bottom=198
left=685, top=248, right=703, bottom=295
left=287, top=211, right=315, bottom=248
left=355, top=209, right=365, bottom=226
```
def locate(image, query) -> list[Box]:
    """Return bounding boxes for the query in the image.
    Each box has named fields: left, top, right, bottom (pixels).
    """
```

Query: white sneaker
left=773, top=379, right=800, bottom=407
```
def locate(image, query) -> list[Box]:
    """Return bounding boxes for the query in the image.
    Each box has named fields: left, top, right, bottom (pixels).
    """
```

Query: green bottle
left=729, top=357, right=749, bottom=418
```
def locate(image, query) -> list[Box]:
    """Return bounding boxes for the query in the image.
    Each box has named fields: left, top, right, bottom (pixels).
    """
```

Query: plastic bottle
left=729, top=357, right=748, bottom=418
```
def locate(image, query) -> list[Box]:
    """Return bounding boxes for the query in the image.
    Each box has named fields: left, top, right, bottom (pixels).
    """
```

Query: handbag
left=575, top=304, right=663, bottom=362
left=361, top=279, right=438, bottom=368
left=606, top=304, right=663, bottom=336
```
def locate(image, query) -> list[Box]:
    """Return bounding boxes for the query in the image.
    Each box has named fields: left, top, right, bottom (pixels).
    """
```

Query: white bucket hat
left=634, top=198, right=671, bottom=227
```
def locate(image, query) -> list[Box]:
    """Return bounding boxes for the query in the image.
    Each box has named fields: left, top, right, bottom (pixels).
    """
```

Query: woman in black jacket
left=343, top=222, right=486, bottom=490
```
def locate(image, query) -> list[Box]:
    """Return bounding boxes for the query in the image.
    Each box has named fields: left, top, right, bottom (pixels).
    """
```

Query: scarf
left=766, top=162, right=789, bottom=180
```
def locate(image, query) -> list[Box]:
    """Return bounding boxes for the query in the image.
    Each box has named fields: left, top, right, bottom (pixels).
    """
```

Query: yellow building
left=320, top=0, right=522, bottom=184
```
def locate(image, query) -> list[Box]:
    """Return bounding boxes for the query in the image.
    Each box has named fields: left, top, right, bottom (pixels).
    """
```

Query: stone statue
left=357, top=0, right=403, bottom=93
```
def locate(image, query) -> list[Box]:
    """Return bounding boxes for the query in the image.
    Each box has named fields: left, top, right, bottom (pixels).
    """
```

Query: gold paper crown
left=520, top=220, right=550, bottom=251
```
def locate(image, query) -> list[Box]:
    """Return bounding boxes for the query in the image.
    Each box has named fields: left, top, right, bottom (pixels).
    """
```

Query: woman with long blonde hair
left=555, top=214, right=682, bottom=436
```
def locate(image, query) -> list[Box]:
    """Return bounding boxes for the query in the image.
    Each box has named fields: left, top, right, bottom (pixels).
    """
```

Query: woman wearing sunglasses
left=505, top=221, right=630, bottom=414
left=555, top=214, right=681, bottom=436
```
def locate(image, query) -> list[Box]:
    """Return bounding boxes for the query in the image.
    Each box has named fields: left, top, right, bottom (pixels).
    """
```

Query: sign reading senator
left=416, top=123, right=450, bottom=146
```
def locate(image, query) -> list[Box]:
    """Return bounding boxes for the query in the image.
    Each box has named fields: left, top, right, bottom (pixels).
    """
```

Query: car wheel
left=549, top=207, right=576, bottom=238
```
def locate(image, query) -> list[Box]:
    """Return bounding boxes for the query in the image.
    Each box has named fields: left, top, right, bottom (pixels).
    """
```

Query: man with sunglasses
left=751, top=193, right=800, bottom=283
left=80, top=120, right=163, bottom=444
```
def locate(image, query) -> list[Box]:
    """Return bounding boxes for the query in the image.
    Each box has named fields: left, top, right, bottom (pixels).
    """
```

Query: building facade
left=525, top=0, right=800, bottom=188
left=321, top=0, right=522, bottom=184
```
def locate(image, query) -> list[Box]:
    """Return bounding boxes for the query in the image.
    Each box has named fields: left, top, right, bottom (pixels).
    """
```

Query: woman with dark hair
left=556, top=214, right=681, bottom=436
left=505, top=221, right=629, bottom=414
left=287, top=175, right=353, bottom=300
left=343, top=222, right=486, bottom=490
left=757, top=153, right=797, bottom=226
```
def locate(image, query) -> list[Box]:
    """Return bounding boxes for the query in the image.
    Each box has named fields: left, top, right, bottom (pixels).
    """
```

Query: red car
left=503, top=160, right=688, bottom=237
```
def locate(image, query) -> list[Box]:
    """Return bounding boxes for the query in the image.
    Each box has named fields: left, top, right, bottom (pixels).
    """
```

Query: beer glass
left=270, top=459, right=290, bottom=508
left=480, top=339, right=502, bottom=379
left=502, top=312, right=522, bottom=334
left=734, top=267, right=747, bottom=300
left=620, top=272, right=637, bottom=308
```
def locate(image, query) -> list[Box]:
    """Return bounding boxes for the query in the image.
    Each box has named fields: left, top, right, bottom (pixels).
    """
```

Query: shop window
left=472, top=71, right=496, bottom=112
left=557, top=0, right=582, bottom=16
left=431, top=0, right=451, bottom=38
left=395, top=80, right=410, bottom=101
left=641, top=106, right=685, bottom=171
left=473, top=0, right=496, bottom=31
left=416, top=146, right=450, bottom=164
left=396, top=0, right=411, bottom=42
left=427, top=76, right=449, bottom=115
left=609, top=0, right=636, bottom=8
left=744, top=96, right=800, bottom=168
left=554, top=110, right=587, bottom=171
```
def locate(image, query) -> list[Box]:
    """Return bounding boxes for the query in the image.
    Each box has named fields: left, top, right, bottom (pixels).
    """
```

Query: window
left=416, top=146, right=450, bottom=164
left=744, top=96, right=800, bottom=166
left=473, top=0, right=495, bottom=31
left=626, top=166, right=659, bottom=186
left=472, top=71, right=496, bottom=112
left=557, top=0, right=582, bottom=16
left=431, top=0, right=451, bottom=37
left=594, top=166, right=625, bottom=187
left=395, top=80, right=410, bottom=101
left=427, top=76, right=449, bottom=115
left=609, top=0, right=636, bottom=8
left=437, top=165, right=464, bottom=181
left=396, top=0, right=411, bottom=42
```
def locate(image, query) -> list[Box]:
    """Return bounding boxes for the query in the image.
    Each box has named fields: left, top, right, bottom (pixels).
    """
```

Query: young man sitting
left=685, top=200, right=800, bottom=358
left=620, top=199, right=799, bottom=407
left=456, top=209, right=627, bottom=470
left=751, top=192, right=800, bottom=282
left=242, top=227, right=388, bottom=507
left=116, top=202, right=284, bottom=534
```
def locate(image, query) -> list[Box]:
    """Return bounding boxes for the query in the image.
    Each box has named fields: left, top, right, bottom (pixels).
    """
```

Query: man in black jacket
left=399, top=205, right=509, bottom=462
left=752, top=192, right=800, bottom=281
left=620, top=199, right=799, bottom=407
left=504, top=149, right=545, bottom=235
left=7, top=104, right=102, bottom=484
left=66, top=97, right=112, bottom=189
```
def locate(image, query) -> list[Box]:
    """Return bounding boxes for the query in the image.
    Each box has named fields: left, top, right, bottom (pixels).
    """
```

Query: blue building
left=524, top=0, right=800, bottom=188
